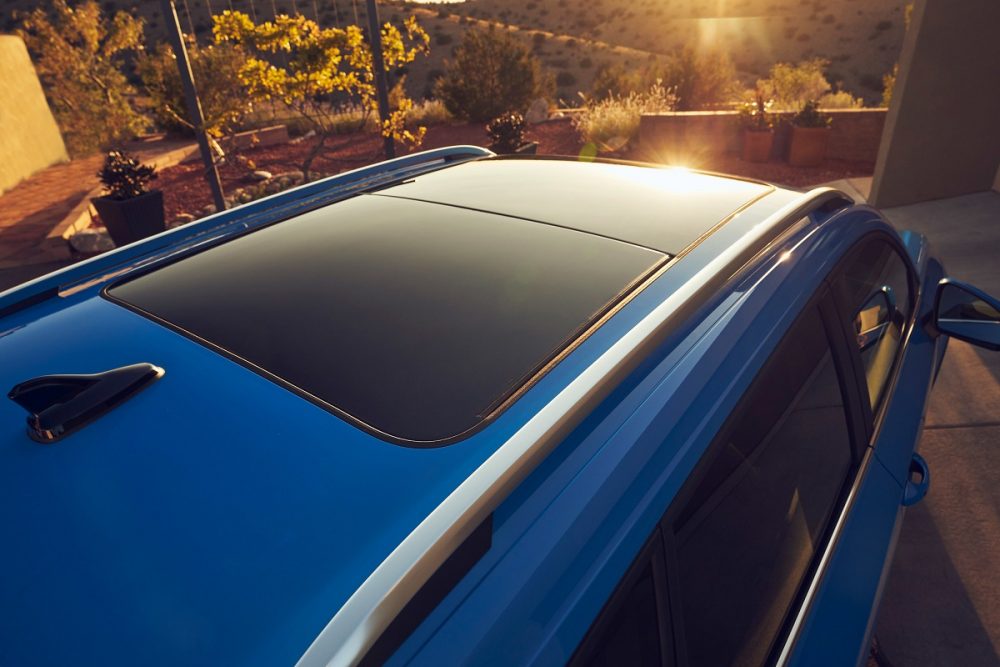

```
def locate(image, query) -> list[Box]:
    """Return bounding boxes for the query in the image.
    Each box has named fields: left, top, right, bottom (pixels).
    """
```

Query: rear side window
left=834, top=238, right=913, bottom=411
left=668, top=304, right=854, bottom=666
left=572, top=532, right=671, bottom=667
left=107, top=194, right=665, bottom=444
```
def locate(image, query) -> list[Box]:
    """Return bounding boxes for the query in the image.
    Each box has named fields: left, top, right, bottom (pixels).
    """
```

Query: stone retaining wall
left=639, top=108, right=886, bottom=166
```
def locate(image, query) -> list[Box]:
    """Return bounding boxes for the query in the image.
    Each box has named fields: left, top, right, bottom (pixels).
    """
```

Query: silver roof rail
left=0, top=145, right=494, bottom=316
left=294, top=186, right=853, bottom=667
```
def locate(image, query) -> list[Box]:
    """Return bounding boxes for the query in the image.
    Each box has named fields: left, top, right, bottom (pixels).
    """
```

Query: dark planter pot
left=91, top=190, right=165, bottom=247
left=741, top=129, right=774, bottom=163
left=788, top=126, right=830, bottom=167
left=514, top=141, right=538, bottom=155
left=489, top=141, right=539, bottom=155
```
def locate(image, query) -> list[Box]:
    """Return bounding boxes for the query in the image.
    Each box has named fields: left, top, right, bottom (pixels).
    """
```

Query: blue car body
left=0, top=147, right=989, bottom=666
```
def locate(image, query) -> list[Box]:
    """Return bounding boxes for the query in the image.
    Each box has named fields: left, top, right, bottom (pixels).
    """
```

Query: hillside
left=443, top=0, right=909, bottom=102
left=1, top=0, right=908, bottom=104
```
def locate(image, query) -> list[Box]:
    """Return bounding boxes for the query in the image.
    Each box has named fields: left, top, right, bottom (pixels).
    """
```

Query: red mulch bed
left=156, top=118, right=872, bottom=222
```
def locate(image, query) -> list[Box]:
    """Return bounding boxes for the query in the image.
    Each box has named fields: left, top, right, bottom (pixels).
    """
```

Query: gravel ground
left=154, top=118, right=874, bottom=223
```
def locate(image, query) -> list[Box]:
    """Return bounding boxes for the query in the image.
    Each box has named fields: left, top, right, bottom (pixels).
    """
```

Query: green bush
left=435, top=27, right=550, bottom=121
left=574, top=81, right=676, bottom=151
left=405, top=99, right=453, bottom=127
left=556, top=70, right=577, bottom=88
left=660, top=46, right=739, bottom=111
left=818, top=90, right=863, bottom=109
left=17, top=0, right=147, bottom=157
left=757, top=58, right=831, bottom=111
left=138, top=39, right=252, bottom=138
left=881, top=64, right=898, bottom=107
left=590, top=64, right=646, bottom=100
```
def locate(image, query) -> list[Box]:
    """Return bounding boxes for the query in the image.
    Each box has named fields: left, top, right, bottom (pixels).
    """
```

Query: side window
left=572, top=531, right=671, bottom=667
left=667, top=304, right=855, bottom=667
left=834, top=238, right=913, bottom=412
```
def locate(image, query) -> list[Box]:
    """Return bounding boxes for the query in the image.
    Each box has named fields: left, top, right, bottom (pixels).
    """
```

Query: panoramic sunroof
left=107, top=194, right=666, bottom=444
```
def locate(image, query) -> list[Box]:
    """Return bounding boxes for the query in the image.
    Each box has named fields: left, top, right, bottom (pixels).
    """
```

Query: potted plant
left=738, top=93, right=774, bottom=163
left=788, top=100, right=832, bottom=167
left=91, top=149, right=165, bottom=247
left=486, top=111, right=538, bottom=155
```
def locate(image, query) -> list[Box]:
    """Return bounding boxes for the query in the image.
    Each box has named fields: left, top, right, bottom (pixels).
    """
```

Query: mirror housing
left=934, top=278, right=1000, bottom=351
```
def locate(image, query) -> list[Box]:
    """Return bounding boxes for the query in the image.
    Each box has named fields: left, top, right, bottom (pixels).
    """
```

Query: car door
left=783, top=231, right=942, bottom=666
left=571, top=281, right=890, bottom=666
left=571, top=232, right=936, bottom=667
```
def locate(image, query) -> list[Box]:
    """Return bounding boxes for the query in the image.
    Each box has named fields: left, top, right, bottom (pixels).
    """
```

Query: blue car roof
left=0, top=152, right=849, bottom=666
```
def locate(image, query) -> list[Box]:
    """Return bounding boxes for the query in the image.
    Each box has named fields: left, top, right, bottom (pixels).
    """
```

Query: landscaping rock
left=173, top=212, right=196, bottom=225
left=251, top=170, right=272, bottom=181
left=201, top=204, right=217, bottom=216
left=526, top=98, right=550, bottom=124
left=69, top=228, right=114, bottom=254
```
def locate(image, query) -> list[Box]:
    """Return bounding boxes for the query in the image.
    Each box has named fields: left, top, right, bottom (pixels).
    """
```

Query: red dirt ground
left=156, top=118, right=874, bottom=222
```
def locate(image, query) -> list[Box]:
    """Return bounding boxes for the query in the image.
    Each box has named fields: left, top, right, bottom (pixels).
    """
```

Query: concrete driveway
left=875, top=191, right=1000, bottom=666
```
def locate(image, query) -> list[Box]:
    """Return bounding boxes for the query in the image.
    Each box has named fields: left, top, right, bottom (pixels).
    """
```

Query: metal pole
left=365, top=0, right=395, bottom=159
left=162, top=0, right=227, bottom=212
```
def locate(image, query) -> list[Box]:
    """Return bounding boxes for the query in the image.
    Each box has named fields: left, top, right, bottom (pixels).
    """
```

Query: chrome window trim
left=776, top=228, right=924, bottom=666
left=295, top=188, right=850, bottom=667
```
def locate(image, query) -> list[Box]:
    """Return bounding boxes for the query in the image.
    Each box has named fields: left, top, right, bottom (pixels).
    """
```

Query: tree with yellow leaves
left=212, top=10, right=429, bottom=179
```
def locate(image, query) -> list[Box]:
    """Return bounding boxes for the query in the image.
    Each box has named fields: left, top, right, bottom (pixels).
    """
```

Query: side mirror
left=934, top=278, right=1000, bottom=351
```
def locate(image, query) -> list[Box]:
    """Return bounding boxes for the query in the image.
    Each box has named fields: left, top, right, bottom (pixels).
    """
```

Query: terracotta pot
left=91, top=190, right=165, bottom=247
left=742, top=129, right=774, bottom=163
left=788, top=126, right=830, bottom=167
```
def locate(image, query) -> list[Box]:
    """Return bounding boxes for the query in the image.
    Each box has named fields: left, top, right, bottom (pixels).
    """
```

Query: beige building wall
left=0, top=35, right=68, bottom=195
left=870, top=0, right=1000, bottom=208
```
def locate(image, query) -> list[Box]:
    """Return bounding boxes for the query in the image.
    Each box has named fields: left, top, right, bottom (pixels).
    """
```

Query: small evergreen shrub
left=486, top=111, right=527, bottom=153
left=98, top=150, right=157, bottom=200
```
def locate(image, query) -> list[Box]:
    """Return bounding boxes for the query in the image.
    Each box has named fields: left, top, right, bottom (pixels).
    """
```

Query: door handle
left=902, top=452, right=930, bottom=506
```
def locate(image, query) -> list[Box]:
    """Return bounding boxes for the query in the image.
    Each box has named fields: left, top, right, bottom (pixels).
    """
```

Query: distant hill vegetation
left=1, top=0, right=907, bottom=104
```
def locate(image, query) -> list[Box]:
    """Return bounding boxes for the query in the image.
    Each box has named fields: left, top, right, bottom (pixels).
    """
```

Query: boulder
left=69, top=228, right=114, bottom=255
left=526, top=98, right=550, bottom=124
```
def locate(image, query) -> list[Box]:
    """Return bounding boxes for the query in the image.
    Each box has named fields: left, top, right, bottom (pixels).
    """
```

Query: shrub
left=405, top=99, right=453, bottom=127
left=881, top=63, right=898, bottom=107
left=98, top=149, right=157, bottom=200
left=556, top=70, right=577, bottom=88
left=757, top=58, right=831, bottom=111
left=660, top=46, right=739, bottom=111
left=818, top=90, right=863, bottom=109
left=17, top=0, right=147, bottom=157
left=138, top=40, right=252, bottom=138
left=574, top=81, right=677, bottom=151
left=486, top=110, right=527, bottom=153
left=791, top=100, right=832, bottom=128
left=436, top=27, right=550, bottom=121
left=590, top=64, right=645, bottom=100
left=738, top=93, right=773, bottom=131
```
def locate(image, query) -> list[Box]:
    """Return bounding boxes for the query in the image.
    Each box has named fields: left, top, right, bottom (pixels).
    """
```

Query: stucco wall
left=639, top=109, right=886, bottom=167
left=870, top=0, right=1000, bottom=207
left=0, top=35, right=68, bottom=195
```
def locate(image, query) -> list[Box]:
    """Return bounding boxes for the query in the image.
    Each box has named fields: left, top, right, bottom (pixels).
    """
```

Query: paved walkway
left=874, top=191, right=1000, bottom=666
left=0, top=138, right=196, bottom=280
left=0, top=154, right=103, bottom=268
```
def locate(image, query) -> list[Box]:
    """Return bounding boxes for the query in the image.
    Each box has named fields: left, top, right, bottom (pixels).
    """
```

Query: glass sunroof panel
left=107, top=194, right=666, bottom=443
